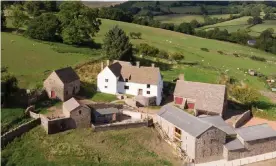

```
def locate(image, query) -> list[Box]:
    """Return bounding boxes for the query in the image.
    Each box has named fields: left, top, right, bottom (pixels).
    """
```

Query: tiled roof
left=54, top=67, right=79, bottom=84
left=236, top=123, right=276, bottom=142
left=174, top=80, right=226, bottom=114
left=108, top=61, right=160, bottom=85
left=199, top=116, right=236, bottom=135
left=158, top=105, right=212, bottom=137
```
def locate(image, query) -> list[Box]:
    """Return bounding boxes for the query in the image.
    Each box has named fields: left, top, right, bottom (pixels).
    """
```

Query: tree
left=1, top=4, right=6, bottom=31
left=247, top=16, right=262, bottom=25
left=43, top=1, right=57, bottom=12
left=137, top=43, right=159, bottom=56
left=1, top=70, right=18, bottom=103
left=24, top=1, right=42, bottom=16
left=103, top=26, right=134, bottom=61
left=58, top=2, right=101, bottom=45
left=26, top=13, right=60, bottom=41
left=129, top=32, right=142, bottom=39
left=169, top=52, right=184, bottom=61
left=231, top=85, right=259, bottom=106
left=190, top=19, right=200, bottom=28
left=176, top=22, right=195, bottom=35
left=11, top=4, right=29, bottom=31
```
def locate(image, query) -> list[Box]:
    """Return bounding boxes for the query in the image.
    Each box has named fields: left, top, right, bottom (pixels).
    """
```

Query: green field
left=200, top=16, right=252, bottom=32
left=2, top=126, right=180, bottom=165
left=154, top=14, right=232, bottom=24
left=249, top=20, right=276, bottom=36
left=1, top=32, right=101, bottom=88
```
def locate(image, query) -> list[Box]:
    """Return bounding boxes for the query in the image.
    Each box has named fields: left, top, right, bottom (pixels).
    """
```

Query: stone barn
left=62, top=98, right=91, bottom=128
left=92, top=107, right=121, bottom=124
left=44, top=67, right=80, bottom=101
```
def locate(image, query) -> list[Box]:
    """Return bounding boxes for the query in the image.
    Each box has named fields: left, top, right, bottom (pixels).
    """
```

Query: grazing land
left=1, top=126, right=181, bottom=166
left=249, top=20, right=276, bottom=36
left=155, top=14, right=233, bottom=24
left=200, top=16, right=252, bottom=32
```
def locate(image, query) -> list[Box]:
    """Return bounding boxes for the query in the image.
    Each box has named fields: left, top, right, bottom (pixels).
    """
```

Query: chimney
left=136, top=61, right=140, bottom=68
left=179, top=74, right=184, bottom=80
left=101, top=62, right=104, bottom=70
left=106, top=60, right=110, bottom=66
left=151, top=63, right=155, bottom=68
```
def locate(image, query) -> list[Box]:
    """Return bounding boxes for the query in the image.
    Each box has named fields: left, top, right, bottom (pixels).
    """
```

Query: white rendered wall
left=97, top=67, right=117, bottom=94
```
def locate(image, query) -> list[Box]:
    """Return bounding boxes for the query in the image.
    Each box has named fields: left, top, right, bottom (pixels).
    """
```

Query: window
left=147, top=91, right=150, bottom=94
left=147, top=84, right=150, bottom=88
left=105, top=79, right=108, bottom=82
left=105, top=86, right=108, bottom=88
left=124, top=86, right=129, bottom=90
left=79, top=110, right=82, bottom=115
left=125, top=78, right=128, bottom=82
left=66, top=91, right=68, bottom=95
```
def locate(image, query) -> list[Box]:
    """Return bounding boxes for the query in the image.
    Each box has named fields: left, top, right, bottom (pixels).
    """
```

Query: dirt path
left=243, top=117, right=276, bottom=130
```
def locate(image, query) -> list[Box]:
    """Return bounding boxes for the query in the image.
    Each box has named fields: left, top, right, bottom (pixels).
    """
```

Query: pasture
left=1, top=126, right=180, bottom=166
left=154, top=14, right=232, bottom=24
left=200, top=16, right=252, bottom=32
left=249, top=20, right=276, bottom=36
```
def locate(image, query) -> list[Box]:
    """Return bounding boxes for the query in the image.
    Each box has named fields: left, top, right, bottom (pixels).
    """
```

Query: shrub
left=250, top=56, right=266, bottom=62
left=201, top=48, right=209, bottom=52
left=231, top=85, right=260, bottom=105
left=157, top=50, right=169, bottom=59
left=129, top=32, right=142, bottom=39
left=137, top=43, right=159, bottom=57
left=169, top=52, right=184, bottom=61
left=217, top=50, right=224, bottom=55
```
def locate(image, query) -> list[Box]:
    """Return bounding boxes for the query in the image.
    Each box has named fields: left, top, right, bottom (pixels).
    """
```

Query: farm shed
left=43, top=67, right=80, bottom=101
left=92, top=107, right=121, bottom=124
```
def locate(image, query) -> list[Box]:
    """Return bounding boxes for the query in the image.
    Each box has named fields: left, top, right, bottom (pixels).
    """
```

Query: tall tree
left=24, top=1, right=42, bottom=16
left=103, top=26, right=134, bottom=61
left=26, top=13, right=60, bottom=41
left=1, top=4, right=6, bottom=31
left=58, top=2, right=101, bottom=45
left=11, top=4, right=29, bottom=31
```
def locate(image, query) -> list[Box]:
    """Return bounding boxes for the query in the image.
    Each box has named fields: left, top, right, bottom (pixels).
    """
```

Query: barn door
left=174, top=97, right=183, bottom=105
left=51, top=91, right=56, bottom=98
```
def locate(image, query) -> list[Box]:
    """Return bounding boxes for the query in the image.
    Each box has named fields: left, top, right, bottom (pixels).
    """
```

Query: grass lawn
left=1, top=108, right=32, bottom=134
left=90, top=92, right=117, bottom=102
left=1, top=126, right=180, bottom=166
left=249, top=20, right=276, bottom=36
left=154, top=14, right=233, bottom=24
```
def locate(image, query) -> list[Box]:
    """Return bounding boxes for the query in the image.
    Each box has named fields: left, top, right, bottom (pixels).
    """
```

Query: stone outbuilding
left=92, top=107, right=121, bottom=124
left=62, top=98, right=91, bottom=128
left=44, top=67, right=80, bottom=101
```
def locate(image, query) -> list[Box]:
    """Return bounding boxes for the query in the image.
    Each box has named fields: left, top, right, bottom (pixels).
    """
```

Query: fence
left=1, top=118, right=41, bottom=148
left=91, top=120, right=149, bottom=132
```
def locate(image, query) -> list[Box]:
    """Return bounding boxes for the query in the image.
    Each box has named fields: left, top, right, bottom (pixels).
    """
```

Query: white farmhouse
left=97, top=60, right=163, bottom=105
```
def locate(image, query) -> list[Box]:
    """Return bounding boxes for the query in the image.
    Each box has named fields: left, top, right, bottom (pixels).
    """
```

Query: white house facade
left=97, top=61, right=163, bottom=105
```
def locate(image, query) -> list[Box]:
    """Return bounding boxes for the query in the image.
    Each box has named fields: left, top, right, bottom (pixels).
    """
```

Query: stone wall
left=226, top=137, right=276, bottom=160
left=233, top=110, right=252, bottom=128
left=29, top=111, right=40, bottom=119
left=92, top=121, right=148, bottom=132
left=40, top=115, right=74, bottom=134
left=88, top=103, right=123, bottom=110
left=63, top=80, right=80, bottom=101
left=195, top=127, right=226, bottom=163
left=70, top=105, right=91, bottom=128
left=1, top=118, right=40, bottom=148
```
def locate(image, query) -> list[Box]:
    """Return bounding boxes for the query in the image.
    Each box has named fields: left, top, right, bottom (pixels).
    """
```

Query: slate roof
left=236, top=123, right=276, bottom=142
left=174, top=80, right=226, bottom=114
left=157, top=105, right=212, bottom=137
left=199, top=116, right=236, bottom=135
left=224, top=138, right=245, bottom=151
left=94, top=108, right=120, bottom=116
left=63, top=98, right=80, bottom=112
left=54, top=67, right=79, bottom=84
left=108, top=61, right=160, bottom=85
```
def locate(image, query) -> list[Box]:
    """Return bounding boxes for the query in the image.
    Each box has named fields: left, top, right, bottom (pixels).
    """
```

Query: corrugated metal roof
left=63, top=98, right=80, bottom=112
left=224, top=138, right=245, bottom=151
left=95, top=108, right=120, bottom=115
left=199, top=116, right=236, bottom=135
left=236, top=123, right=276, bottom=142
left=173, top=80, right=226, bottom=114
left=157, top=105, right=212, bottom=137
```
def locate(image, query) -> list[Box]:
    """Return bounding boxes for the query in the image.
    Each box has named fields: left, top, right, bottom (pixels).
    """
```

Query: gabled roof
left=157, top=105, right=212, bottom=137
left=174, top=80, right=226, bottom=114
left=54, top=67, right=79, bottom=84
left=235, top=123, right=276, bottom=142
left=107, top=61, right=160, bottom=85
left=224, top=138, right=245, bottom=151
left=199, top=116, right=236, bottom=135
left=63, top=98, right=80, bottom=112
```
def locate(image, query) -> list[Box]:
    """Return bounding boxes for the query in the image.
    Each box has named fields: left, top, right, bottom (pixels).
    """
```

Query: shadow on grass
left=253, top=100, right=276, bottom=110
left=136, top=57, right=172, bottom=71
left=78, top=81, right=97, bottom=99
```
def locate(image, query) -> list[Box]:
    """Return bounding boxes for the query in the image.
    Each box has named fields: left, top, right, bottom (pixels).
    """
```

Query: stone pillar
left=151, top=63, right=155, bottom=67
left=136, top=61, right=140, bottom=68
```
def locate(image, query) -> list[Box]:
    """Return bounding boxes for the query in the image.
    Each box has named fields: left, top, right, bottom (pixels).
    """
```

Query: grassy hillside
left=249, top=20, right=276, bottom=36
left=2, top=127, right=180, bottom=165
left=200, top=16, right=251, bottom=32
left=1, top=32, right=101, bottom=88
left=154, top=14, right=232, bottom=24
left=94, top=19, right=276, bottom=89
